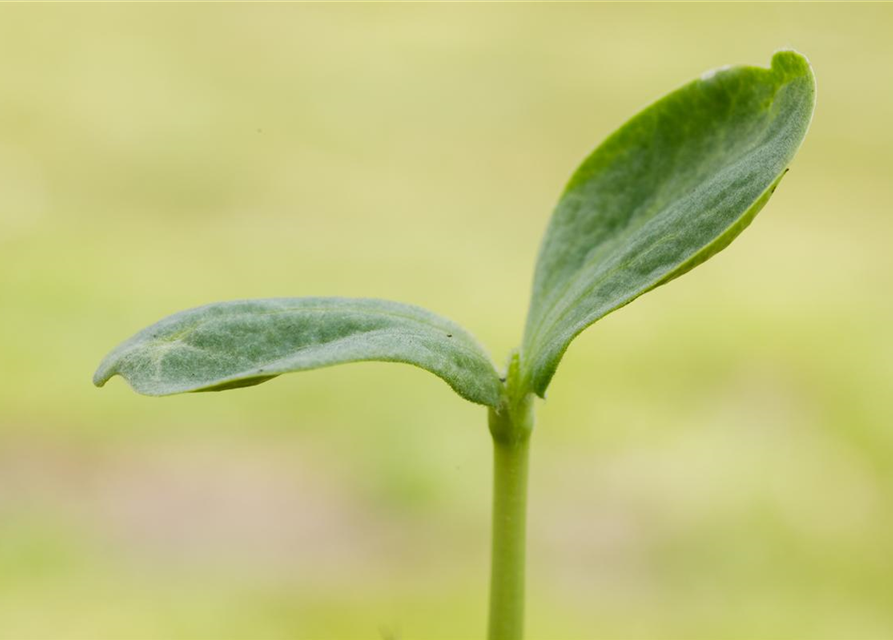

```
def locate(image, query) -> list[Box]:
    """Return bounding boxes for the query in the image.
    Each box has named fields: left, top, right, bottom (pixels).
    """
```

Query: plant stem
left=487, top=372, right=534, bottom=640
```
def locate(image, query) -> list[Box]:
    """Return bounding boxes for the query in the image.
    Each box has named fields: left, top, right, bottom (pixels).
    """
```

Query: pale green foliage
left=521, top=51, right=816, bottom=396
left=95, top=51, right=815, bottom=407
left=93, top=298, right=503, bottom=406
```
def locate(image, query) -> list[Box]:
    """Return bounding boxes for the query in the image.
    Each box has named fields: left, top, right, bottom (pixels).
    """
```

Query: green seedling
left=95, top=51, right=815, bottom=639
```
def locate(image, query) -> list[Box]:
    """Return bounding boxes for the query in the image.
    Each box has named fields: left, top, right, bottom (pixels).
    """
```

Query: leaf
left=521, top=50, right=816, bottom=397
left=94, top=297, right=503, bottom=407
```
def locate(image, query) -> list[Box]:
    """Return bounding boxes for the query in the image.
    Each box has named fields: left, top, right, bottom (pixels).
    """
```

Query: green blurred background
left=1, top=3, right=891, bottom=639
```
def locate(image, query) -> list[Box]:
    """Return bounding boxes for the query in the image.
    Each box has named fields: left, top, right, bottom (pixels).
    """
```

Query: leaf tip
left=770, top=48, right=817, bottom=138
left=770, top=48, right=814, bottom=81
left=92, top=358, right=114, bottom=388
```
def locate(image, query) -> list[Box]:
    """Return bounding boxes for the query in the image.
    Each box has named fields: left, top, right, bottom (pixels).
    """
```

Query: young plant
left=95, top=51, right=815, bottom=639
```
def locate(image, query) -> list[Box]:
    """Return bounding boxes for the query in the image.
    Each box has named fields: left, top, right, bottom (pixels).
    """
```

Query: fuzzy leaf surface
left=94, top=298, right=503, bottom=406
left=522, top=50, right=816, bottom=397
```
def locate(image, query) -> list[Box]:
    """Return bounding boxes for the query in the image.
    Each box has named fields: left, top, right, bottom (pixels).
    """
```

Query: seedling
left=95, top=51, right=815, bottom=639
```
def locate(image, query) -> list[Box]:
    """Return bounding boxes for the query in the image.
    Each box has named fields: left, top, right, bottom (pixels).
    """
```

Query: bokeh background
left=2, top=3, right=892, bottom=639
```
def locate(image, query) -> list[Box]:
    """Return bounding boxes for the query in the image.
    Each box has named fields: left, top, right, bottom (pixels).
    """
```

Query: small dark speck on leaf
left=499, top=377, right=506, bottom=383
left=446, top=333, right=453, bottom=338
